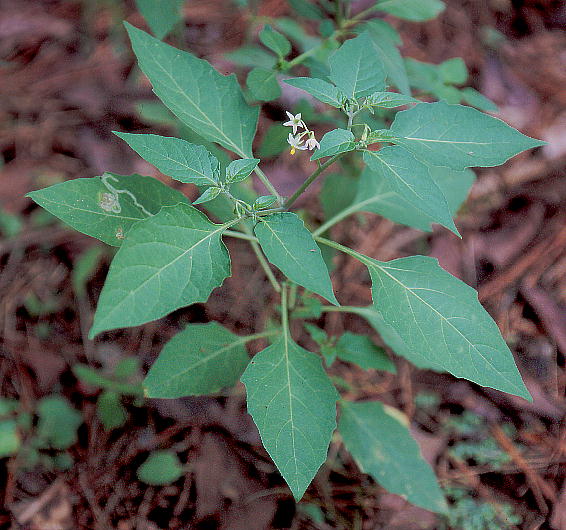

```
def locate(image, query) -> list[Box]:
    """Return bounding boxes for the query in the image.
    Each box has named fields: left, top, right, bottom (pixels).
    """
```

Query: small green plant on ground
left=27, top=0, right=543, bottom=512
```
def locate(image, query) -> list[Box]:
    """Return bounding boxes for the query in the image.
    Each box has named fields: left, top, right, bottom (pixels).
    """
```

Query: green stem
left=343, top=5, right=378, bottom=28
left=244, top=328, right=279, bottom=342
left=254, top=166, right=283, bottom=205
left=223, top=229, right=258, bottom=242
left=314, top=235, right=367, bottom=263
left=242, top=223, right=281, bottom=292
left=284, top=152, right=347, bottom=209
left=312, top=202, right=360, bottom=237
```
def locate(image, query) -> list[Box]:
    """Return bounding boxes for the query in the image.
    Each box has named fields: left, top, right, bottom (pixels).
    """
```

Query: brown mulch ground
left=1, top=0, right=565, bottom=528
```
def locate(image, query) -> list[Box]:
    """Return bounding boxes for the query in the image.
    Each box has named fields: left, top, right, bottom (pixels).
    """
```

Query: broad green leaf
left=0, top=420, right=20, bottom=457
left=114, top=133, right=220, bottom=186
left=144, top=322, right=251, bottom=398
left=374, top=0, right=446, bottom=21
left=288, top=0, right=325, bottom=20
left=126, top=23, right=259, bottom=157
left=460, top=87, right=499, bottom=112
left=97, top=391, right=127, bottom=430
left=241, top=332, right=338, bottom=500
left=348, top=306, right=444, bottom=371
left=137, top=451, right=183, bottom=485
left=329, top=33, right=386, bottom=99
left=389, top=102, right=545, bottom=170
left=226, top=158, right=260, bottom=184
left=258, top=124, right=289, bottom=159
left=225, top=45, right=277, bottom=69
left=311, top=129, right=355, bottom=161
left=36, top=396, right=82, bottom=450
left=134, top=0, right=184, bottom=40
left=351, top=253, right=531, bottom=400
left=254, top=213, right=338, bottom=305
left=247, top=68, right=281, bottom=101
left=259, top=25, right=291, bottom=57
left=303, top=323, right=337, bottom=366
left=367, top=91, right=419, bottom=108
left=320, top=172, right=358, bottom=222
left=438, top=57, right=468, bottom=85
left=284, top=77, right=345, bottom=108
left=339, top=400, right=447, bottom=513
left=335, top=332, right=396, bottom=372
left=346, top=165, right=474, bottom=233
left=27, top=173, right=188, bottom=246
left=360, top=21, right=410, bottom=95
left=360, top=19, right=402, bottom=45
left=363, top=147, right=459, bottom=235
left=192, top=186, right=221, bottom=205
left=90, top=204, right=231, bottom=337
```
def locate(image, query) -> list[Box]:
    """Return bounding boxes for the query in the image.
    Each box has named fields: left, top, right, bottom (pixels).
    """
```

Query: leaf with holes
left=144, top=323, right=251, bottom=397
left=90, top=204, right=232, bottom=337
left=241, top=331, right=338, bottom=500
left=254, top=213, right=338, bottom=305
left=126, top=23, right=259, bottom=157
left=27, top=173, right=188, bottom=246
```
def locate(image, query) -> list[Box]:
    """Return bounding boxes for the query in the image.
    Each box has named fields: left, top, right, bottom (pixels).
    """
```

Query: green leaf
left=97, top=391, right=127, bottom=430
left=352, top=253, right=531, bottom=400
left=36, top=396, right=82, bottom=450
left=253, top=195, right=277, bottom=209
left=460, top=87, right=499, bottom=112
left=363, top=147, right=459, bottom=236
left=90, top=204, right=231, bottom=337
left=225, top=45, right=277, bottom=69
left=367, top=91, right=419, bottom=108
left=288, top=0, right=325, bottom=20
left=374, top=0, right=446, bottom=21
left=329, top=33, right=386, bottom=100
left=348, top=306, right=443, bottom=371
left=126, top=23, right=259, bottom=157
left=72, top=246, right=104, bottom=298
left=254, top=213, right=338, bottom=305
left=258, top=124, right=289, bottom=159
left=335, top=332, right=396, bottom=372
left=303, top=323, right=337, bottom=366
left=137, top=450, right=183, bottom=485
left=259, top=25, right=291, bottom=57
left=134, top=0, right=184, bottom=40
left=27, top=173, right=188, bottom=246
left=247, top=68, right=281, bottom=101
left=192, top=186, right=222, bottom=205
left=359, top=21, right=410, bottom=95
left=241, top=332, right=338, bottom=500
left=389, top=102, right=545, bottom=170
left=320, top=172, right=358, bottom=222
left=360, top=19, right=402, bottom=45
left=438, top=58, right=468, bottom=85
left=347, top=165, right=474, bottom=233
left=144, top=323, right=251, bottom=398
left=284, top=77, right=345, bottom=108
left=0, top=420, right=20, bottom=457
left=339, top=400, right=447, bottom=513
left=311, top=129, right=355, bottom=161
left=114, top=132, right=220, bottom=186
left=226, top=158, right=260, bottom=184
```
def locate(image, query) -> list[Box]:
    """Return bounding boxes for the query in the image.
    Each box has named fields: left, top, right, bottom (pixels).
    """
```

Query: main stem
left=254, top=165, right=283, bottom=205
left=284, top=152, right=346, bottom=209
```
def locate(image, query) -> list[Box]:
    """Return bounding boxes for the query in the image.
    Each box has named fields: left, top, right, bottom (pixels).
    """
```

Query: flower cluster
left=283, top=112, right=320, bottom=155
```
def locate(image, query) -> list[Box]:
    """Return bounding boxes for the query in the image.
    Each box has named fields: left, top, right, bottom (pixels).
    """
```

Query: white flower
left=287, top=133, right=307, bottom=155
left=283, top=111, right=305, bottom=134
left=305, top=135, right=320, bottom=151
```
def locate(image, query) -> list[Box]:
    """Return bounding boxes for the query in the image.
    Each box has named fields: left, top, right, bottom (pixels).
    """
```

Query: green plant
left=0, top=396, right=82, bottom=471
left=26, top=0, right=542, bottom=512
